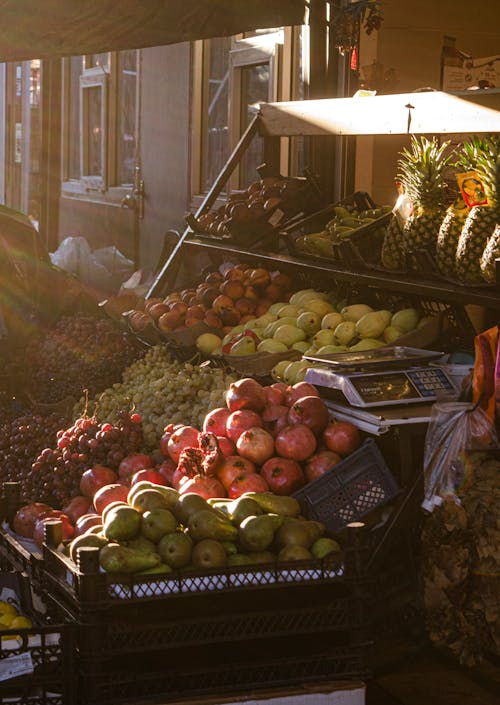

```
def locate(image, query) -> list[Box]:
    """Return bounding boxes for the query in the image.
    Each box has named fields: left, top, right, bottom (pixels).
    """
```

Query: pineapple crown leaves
left=455, top=136, right=490, bottom=172
left=397, top=136, right=454, bottom=211
left=469, top=135, right=500, bottom=206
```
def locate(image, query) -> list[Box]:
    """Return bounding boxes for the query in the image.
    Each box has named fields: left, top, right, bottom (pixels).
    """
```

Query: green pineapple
left=480, top=224, right=500, bottom=283
left=381, top=214, right=406, bottom=270
left=456, top=137, right=500, bottom=283
left=436, top=139, right=481, bottom=277
left=397, top=137, right=453, bottom=264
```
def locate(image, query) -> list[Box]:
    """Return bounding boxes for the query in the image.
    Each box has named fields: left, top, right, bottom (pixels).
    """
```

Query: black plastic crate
left=293, top=440, right=400, bottom=534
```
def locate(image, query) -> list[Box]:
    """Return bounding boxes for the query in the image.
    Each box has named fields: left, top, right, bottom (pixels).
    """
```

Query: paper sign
left=0, top=651, right=34, bottom=681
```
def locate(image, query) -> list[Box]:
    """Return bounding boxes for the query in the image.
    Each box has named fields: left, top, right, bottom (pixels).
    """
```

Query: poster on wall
left=442, top=51, right=500, bottom=90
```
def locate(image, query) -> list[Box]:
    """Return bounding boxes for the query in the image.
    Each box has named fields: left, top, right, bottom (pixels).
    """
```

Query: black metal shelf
left=183, top=236, right=500, bottom=311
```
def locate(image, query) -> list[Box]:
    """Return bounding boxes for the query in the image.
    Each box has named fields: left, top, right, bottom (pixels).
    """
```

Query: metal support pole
left=39, top=58, right=62, bottom=254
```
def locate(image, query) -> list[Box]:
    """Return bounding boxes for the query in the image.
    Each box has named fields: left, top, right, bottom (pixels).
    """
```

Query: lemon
left=0, top=615, right=16, bottom=629
left=0, top=602, right=18, bottom=619
left=10, top=616, right=33, bottom=629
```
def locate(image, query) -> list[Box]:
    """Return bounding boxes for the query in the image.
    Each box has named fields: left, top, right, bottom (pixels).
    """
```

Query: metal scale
left=304, top=346, right=459, bottom=436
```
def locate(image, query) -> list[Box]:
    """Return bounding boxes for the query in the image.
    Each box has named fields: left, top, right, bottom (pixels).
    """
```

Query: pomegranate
left=33, top=512, right=74, bottom=548
left=225, top=378, right=267, bottom=413
left=118, top=453, right=153, bottom=480
left=263, top=384, right=287, bottom=407
left=179, top=474, right=226, bottom=500
left=130, top=469, right=167, bottom=487
left=323, top=421, right=361, bottom=457
left=203, top=408, right=230, bottom=437
left=157, top=458, right=177, bottom=485
left=216, top=435, right=236, bottom=458
left=275, top=424, right=317, bottom=462
left=285, top=382, right=320, bottom=407
left=74, top=513, right=103, bottom=537
left=262, top=404, right=290, bottom=437
left=226, top=409, right=263, bottom=443
left=236, top=427, right=275, bottom=465
left=80, top=465, right=118, bottom=499
left=13, top=502, right=53, bottom=538
left=304, top=450, right=342, bottom=482
left=260, top=457, right=306, bottom=495
left=62, top=496, right=91, bottom=525
left=227, top=472, right=269, bottom=499
left=167, top=426, right=200, bottom=463
left=216, top=455, right=257, bottom=491
left=287, top=396, right=329, bottom=436
left=93, top=484, right=130, bottom=515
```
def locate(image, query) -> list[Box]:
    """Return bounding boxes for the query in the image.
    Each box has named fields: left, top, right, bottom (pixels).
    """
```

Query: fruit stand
left=0, top=90, right=499, bottom=705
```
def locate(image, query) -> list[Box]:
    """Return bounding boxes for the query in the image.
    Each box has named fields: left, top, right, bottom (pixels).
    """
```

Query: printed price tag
left=0, top=651, right=34, bottom=681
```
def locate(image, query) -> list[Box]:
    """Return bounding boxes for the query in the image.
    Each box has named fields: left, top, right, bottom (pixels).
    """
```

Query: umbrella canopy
left=0, top=0, right=307, bottom=62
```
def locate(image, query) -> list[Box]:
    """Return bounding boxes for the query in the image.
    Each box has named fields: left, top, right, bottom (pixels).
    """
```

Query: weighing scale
left=304, top=346, right=458, bottom=409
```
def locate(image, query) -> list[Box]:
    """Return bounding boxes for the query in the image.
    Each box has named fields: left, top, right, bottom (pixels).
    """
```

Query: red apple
left=91, top=484, right=127, bottom=516
left=179, top=475, right=226, bottom=499
left=236, top=427, right=275, bottom=465
left=130, top=469, right=167, bottom=487
left=226, top=409, right=263, bottom=443
left=118, top=453, right=153, bottom=480
left=262, top=404, right=289, bottom=437
left=62, top=496, right=92, bottom=524
left=80, top=465, right=118, bottom=499
left=227, top=472, right=269, bottom=499
left=167, top=426, right=200, bottom=463
left=13, top=502, right=54, bottom=538
left=203, top=408, right=230, bottom=437
left=304, top=450, right=342, bottom=483
left=216, top=435, right=236, bottom=458
left=74, top=513, right=103, bottom=537
left=323, top=421, right=361, bottom=457
left=275, top=424, right=317, bottom=462
left=287, top=396, right=330, bottom=436
left=216, top=456, right=257, bottom=491
left=260, top=457, right=306, bottom=495
left=285, top=382, right=320, bottom=407
left=33, top=512, right=74, bottom=548
left=225, top=378, right=267, bottom=413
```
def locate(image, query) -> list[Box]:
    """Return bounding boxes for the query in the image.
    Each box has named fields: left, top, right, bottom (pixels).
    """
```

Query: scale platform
left=304, top=346, right=458, bottom=409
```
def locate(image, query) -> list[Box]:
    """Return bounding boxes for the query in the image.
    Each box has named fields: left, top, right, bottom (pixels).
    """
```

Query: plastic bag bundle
left=422, top=401, right=497, bottom=512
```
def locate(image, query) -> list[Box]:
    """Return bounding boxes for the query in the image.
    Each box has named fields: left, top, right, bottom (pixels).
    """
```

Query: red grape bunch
left=24, top=411, right=144, bottom=507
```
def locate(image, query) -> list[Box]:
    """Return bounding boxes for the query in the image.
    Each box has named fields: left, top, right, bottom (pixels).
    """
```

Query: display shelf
left=182, top=235, right=500, bottom=311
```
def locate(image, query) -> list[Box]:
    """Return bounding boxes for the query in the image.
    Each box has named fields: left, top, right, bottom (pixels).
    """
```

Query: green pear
left=317, top=345, right=348, bottom=355
left=333, top=320, right=357, bottom=346
left=341, top=304, right=374, bottom=322
left=141, top=508, right=178, bottom=542
left=271, top=360, right=291, bottom=381
left=302, top=299, right=334, bottom=318
left=229, top=336, right=256, bottom=355
left=283, top=360, right=308, bottom=384
left=268, top=302, right=289, bottom=315
left=239, top=514, right=283, bottom=552
left=174, top=493, right=210, bottom=525
left=247, top=550, right=276, bottom=564
left=277, top=544, right=313, bottom=562
left=277, top=304, right=301, bottom=318
left=127, top=535, right=157, bottom=555
left=383, top=325, right=404, bottom=344
left=157, top=532, right=193, bottom=568
left=103, top=506, right=141, bottom=542
left=274, top=518, right=317, bottom=550
left=242, top=492, right=301, bottom=517
left=297, top=311, right=322, bottom=335
left=227, top=553, right=254, bottom=566
left=292, top=341, right=310, bottom=353
left=69, top=533, right=108, bottom=564
left=227, top=496, right=264, bottom=526
left=264, top=317, right=300, bottom=338
left=136, top=563, right=173, bottom=576
left=254, top=313, right=277, bottom=327
left=274, top=325, right=306, bottom=347
left=257, top=339, right=288, bottom=354
left=221, top=541, right=239, bottom=556
left=191, top=539, right=227, bottom=569
left=311, top=537, right=341, bottom=559
left=321, top=312, right=344, bottom=330
left=99, top=543, right=161, bottom=573
left=349, top=338, right=385, bottom=351
left=188, top=509, right=238, bottom=542
left=130, top=489, right=172, bottom=514
left=128, top=484, right=179, bottom=512
left=313, top=329, right=337, bottom=348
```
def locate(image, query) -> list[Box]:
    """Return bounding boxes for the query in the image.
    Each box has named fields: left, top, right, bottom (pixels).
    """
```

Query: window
left=62, top=50, right=138, bottom=200
left=191, top=27, right=306, bottom=203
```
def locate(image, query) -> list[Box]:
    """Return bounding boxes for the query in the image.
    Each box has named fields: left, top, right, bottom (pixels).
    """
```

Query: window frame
left=61, top=50, right=139, bottom=205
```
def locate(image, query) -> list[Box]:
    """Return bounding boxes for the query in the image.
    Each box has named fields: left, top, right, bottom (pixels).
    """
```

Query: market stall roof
left=0, top=0, right=307, bottom=62
left=259, top=89, right=500, bottom=136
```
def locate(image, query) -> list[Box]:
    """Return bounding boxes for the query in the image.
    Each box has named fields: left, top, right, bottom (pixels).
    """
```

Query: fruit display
left=191, top=175, right=323, bottom=240
left=73, top=345, right=237, bottom=448
left=65, top=488, right=341, bottom=575
left=23, top=313, right=145, bottom=403
left=292, top=204, right=391, bottom=259
left=125, top=263, right=292, bottom=344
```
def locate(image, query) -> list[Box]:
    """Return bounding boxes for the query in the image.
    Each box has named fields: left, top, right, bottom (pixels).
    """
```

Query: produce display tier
left=180, top=237, right=500, bottom=311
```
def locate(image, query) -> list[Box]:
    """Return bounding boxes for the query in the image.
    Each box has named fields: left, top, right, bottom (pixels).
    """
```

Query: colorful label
left=456, top=171, right=488, bottom=208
